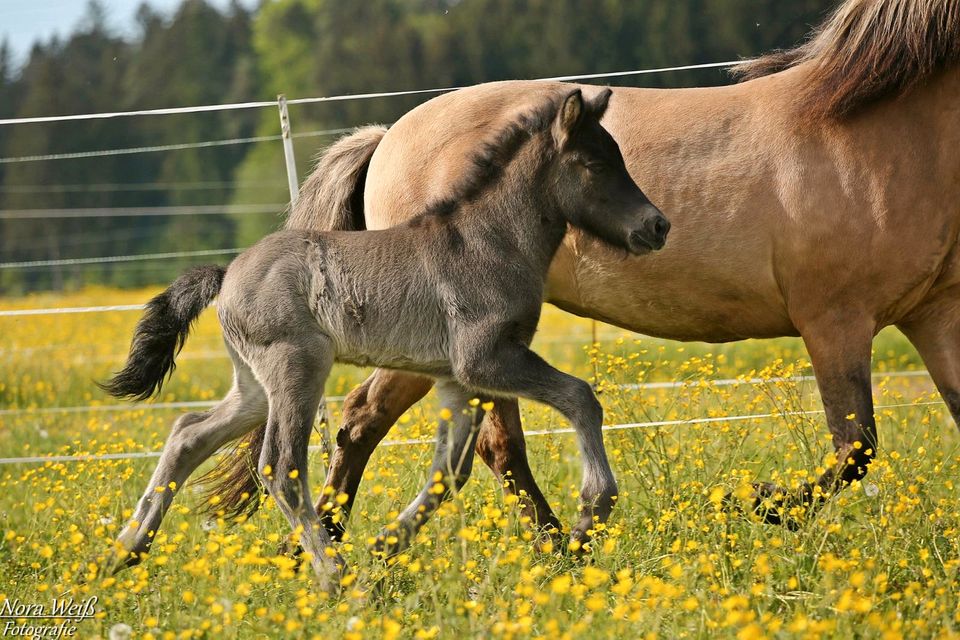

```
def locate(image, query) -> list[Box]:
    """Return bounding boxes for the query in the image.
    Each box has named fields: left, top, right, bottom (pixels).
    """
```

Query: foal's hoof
left=98, top=546, right=139, bottom=578
left=566, top=529, right=596, bottom=558
left=369, top=528, right=410, bottom=561
left=730, top=482, right=815, bottom=530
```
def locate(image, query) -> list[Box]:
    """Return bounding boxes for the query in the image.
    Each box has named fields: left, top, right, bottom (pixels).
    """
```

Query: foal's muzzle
left=627, top=206, right=670, bottom=253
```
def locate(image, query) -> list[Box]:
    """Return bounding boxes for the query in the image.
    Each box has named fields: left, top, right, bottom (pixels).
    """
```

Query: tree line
left=0, top=0, right=832, bottom=293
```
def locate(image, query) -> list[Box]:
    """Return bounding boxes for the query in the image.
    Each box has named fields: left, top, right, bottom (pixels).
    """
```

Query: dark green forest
left=0, top=0, right=833, bottom=293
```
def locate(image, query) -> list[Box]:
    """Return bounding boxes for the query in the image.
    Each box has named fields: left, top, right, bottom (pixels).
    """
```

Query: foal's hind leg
left=454, top=344, right=616, bottom=549
left=252, top=339, right=344, bottom=592
left=747, top=315, right=877, bottom=525
left=371, top=381, right=485, bottom=558
left=106, top=348, right=267, bottom=573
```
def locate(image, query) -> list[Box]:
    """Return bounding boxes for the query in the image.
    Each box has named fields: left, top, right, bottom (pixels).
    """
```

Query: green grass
left=0, top=289, right=957, bottom=639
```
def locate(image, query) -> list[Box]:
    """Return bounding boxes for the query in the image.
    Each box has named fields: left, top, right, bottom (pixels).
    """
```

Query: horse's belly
left=546, top=236, right=797, bottom=342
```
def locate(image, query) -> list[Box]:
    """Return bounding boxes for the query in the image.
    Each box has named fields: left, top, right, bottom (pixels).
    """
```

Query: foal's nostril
left=641, top=214, right=669, bottom=248
left=653, top=216, right=670, bottom=240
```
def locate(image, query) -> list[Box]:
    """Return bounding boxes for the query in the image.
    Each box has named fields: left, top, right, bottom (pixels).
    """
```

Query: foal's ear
left=553, top=88, right=584, bottom=149
left=590, top=88, right=613, bottom=119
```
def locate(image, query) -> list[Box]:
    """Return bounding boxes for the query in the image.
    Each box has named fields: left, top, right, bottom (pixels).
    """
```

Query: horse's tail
left=197, top=126, right=386, bottom=520
left=285, top=124, right=387, bottom=231
left=99, top=265, right=225, bottom=401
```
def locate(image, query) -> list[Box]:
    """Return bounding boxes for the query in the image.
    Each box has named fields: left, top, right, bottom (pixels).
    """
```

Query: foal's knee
left=567, top=379, right=603, bottom=429
left=165, top=411, right=210, bottom=458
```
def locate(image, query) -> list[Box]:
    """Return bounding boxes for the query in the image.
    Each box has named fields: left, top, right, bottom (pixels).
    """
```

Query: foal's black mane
left=417, top=95, right=562, bottom=219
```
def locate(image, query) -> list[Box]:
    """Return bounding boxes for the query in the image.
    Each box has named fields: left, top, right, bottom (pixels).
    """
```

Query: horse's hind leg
left=106, top=347, right=267, bottom=572
left=317, top=369, right=560, bottom=544
left=748, top=314, right=877, bottom=525
left=475, top=399, right=562, bottom=541
left=252, top=338, right=344, bottom=592
left=898, top=303, right=960, bottom=428
left=318, top=369, right=434, bottom=539
left=371, top=381, right=484, bottom=558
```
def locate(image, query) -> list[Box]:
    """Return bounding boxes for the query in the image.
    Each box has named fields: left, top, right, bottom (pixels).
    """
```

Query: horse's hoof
left=315, top=572, right=343, bottom=598
left=98, top=547, right=137, bottom=578
left=83, top=551, right=121, bottom=584
left=319, top=514, right=347, bottom=542
left=532, top=527, right=565, bottom=554
left=739, top=482, right=814, bottom=530
left=369, top=576, right=388, bottom=605
left=276, top=537, right=304, bottom=558
left=566, top=529, right=594, bottom=559
left=369, top=530, right=407, bottom=560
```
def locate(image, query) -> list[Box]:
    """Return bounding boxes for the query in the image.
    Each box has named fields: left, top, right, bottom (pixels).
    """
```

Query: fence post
left=277, top=94, right=299, bottom=206
left=278, top=93, right=332, bottom=461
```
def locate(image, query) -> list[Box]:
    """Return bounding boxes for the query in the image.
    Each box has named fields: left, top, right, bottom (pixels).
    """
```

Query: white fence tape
left=0, top=60, right=744, bottom=277
left=0, top=399, right=942, bottom=466
left=0, top=204, right=280, bottom=220
left=0, top=248, right=244, bottom=270
left=0, top=179, right=284, bottom=194
left=0, top=304, right=146, bottom=317
left=621, top=369, right=933, bottom=390
left=0, top=396, right=346, bottom=417
left=0, top=61, right=742, bottom=127
left=0, top=127, right=352, bottom=164
left=0, top=369, right=933, bottom=419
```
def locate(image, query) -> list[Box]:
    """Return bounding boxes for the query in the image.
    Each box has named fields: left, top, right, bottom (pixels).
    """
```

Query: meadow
left=0, top=287, right=957, bottom=639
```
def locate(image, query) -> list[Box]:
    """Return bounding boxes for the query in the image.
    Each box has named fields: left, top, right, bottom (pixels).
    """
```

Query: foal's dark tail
left=198, top=125, right=387, bottom=520
left=99, top=265, right=225, bottom=401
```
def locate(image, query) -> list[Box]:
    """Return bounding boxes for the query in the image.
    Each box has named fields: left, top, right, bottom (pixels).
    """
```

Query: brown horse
left=210, top=0, right=960, bottom=536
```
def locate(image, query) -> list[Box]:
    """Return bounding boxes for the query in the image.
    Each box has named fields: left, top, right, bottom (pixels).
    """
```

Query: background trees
left=0, top=0, right=832, bottom=292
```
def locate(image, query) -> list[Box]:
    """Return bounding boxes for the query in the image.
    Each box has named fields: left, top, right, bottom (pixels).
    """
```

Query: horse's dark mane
left=733, top=0, right=960, bottom=120
left=417, top=96, right=560, bottom=218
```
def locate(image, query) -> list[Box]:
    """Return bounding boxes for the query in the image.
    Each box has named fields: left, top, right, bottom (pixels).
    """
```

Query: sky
left=0, top=0, right=255, bottom=66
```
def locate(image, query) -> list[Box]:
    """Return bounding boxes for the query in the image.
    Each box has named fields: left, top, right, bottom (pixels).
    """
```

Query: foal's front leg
left=455, top=343, right=617, bottom=549
left=371, top=381, right=485, bottom=558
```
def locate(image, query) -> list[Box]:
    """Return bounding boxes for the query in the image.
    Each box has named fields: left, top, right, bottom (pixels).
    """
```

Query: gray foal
left=101, top=87, right=669, bottom=591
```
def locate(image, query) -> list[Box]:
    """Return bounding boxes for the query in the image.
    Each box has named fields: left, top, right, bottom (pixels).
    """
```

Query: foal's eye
left=584, top=162, right=606, bottom=174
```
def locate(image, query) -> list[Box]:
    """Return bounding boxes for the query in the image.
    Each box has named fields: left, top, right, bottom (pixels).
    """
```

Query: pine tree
left=0, top=0, right=837, bottom=292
